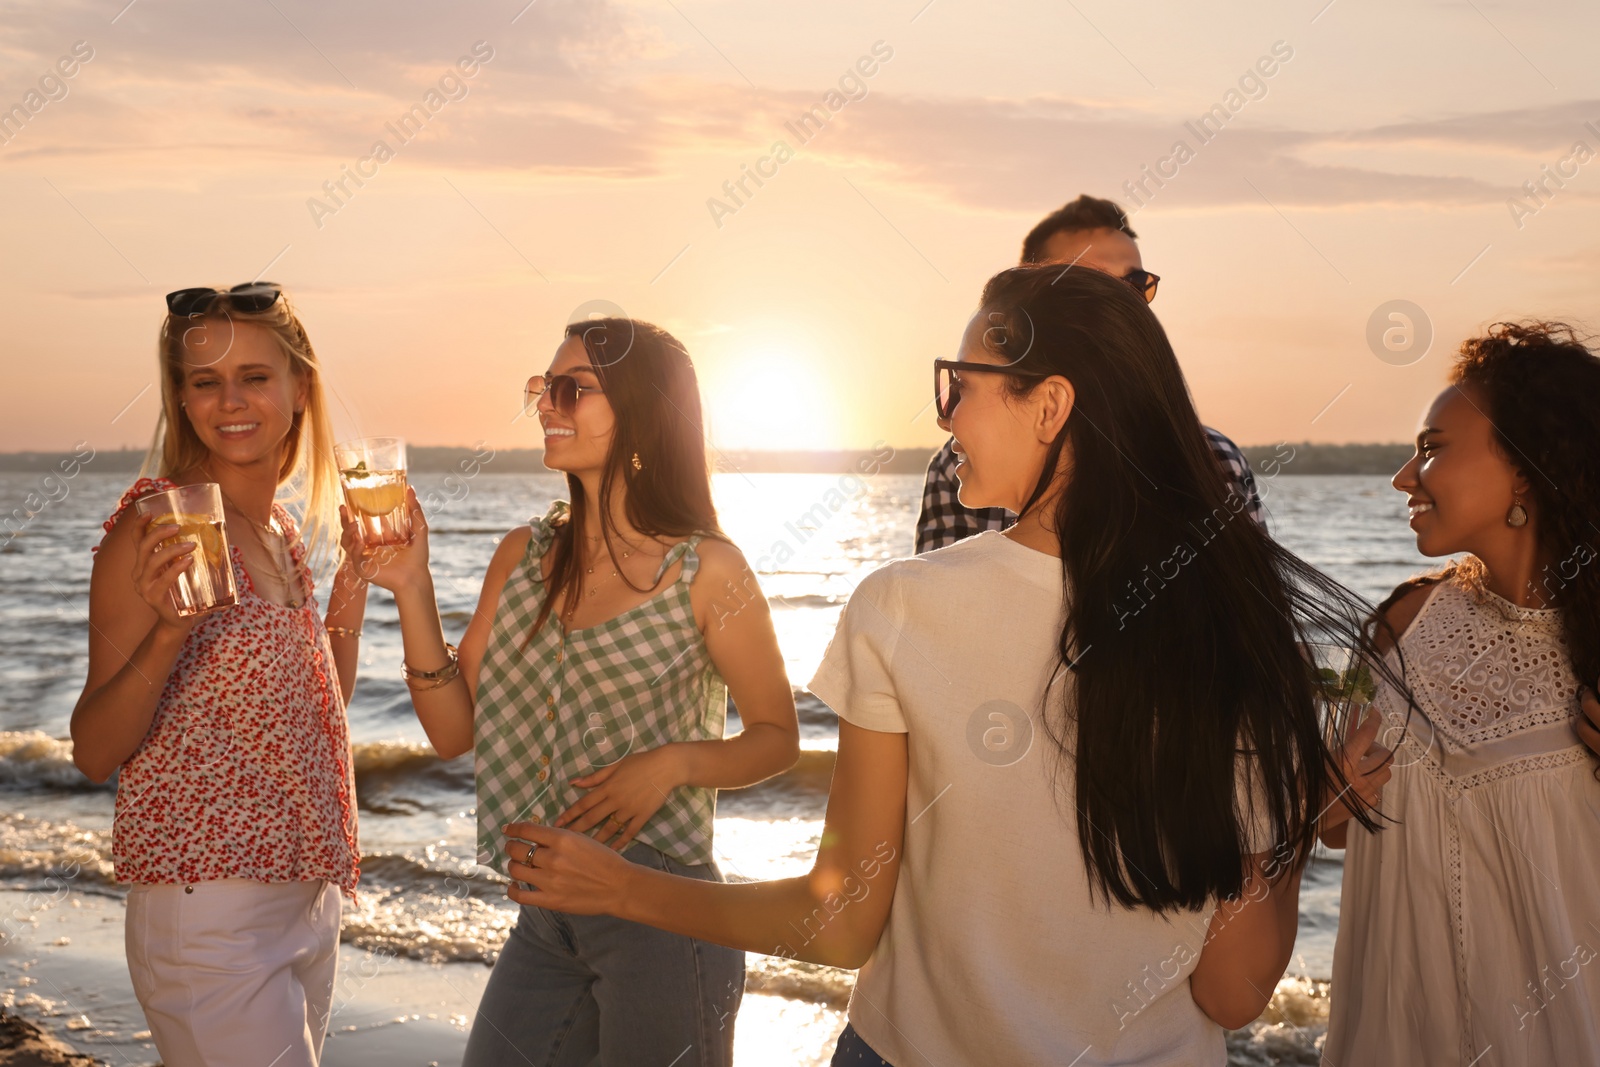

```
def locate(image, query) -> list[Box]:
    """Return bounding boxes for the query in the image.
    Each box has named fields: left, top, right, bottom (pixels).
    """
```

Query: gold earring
left=631, top=452, right=643, bottom=472
left=1506, top=496, right=1528, bottom=527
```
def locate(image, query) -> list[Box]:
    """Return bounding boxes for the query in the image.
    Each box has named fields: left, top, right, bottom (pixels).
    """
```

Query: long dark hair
left=1376, top=321, right=1600, bottom=686
left=976, top=265, right=1399, bottom=911
left=528, top=317, right=723, bottom=636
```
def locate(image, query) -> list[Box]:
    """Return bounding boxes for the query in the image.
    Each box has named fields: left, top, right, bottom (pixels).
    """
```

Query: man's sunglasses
left=934, top=359, right=1049, bottom=420
left=166, top=282, right=283, bottom=316
left=524, top=374, right=606, bottom=418
left=1123, top=268, right=1160, bottom=303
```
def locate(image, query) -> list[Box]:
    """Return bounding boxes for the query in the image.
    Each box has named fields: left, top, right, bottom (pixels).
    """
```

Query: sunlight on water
left=715, top=816, right=824, bottom=883
left=734, top=993, right=846, bottom=1067
left=713, top=471, right=918, bottom=685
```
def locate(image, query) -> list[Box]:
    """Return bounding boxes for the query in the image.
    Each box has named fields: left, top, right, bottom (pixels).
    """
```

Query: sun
left=704, top=346, right=838, bottom=451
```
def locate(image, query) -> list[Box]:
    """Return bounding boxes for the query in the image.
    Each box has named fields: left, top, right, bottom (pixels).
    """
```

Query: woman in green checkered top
left=361, top=317, right=801, bottom=1066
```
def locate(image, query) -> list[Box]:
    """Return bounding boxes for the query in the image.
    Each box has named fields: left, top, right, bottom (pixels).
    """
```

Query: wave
left=0, top=732, right=105, bottom=793
left=0, top=813, right=117, bottom=890
left=721, top=747, right=834, bottom=817
left=358, top=851, right=505, bottom=902
left=746, top=955, right=853, bottom=1010
left=352, top=739, right=473, bottom=787
left=0, top=730, right=836, bottom=818
left=1226, top=977, right=1328, bottom=1064
left=0, top=731, right=478, bottom=808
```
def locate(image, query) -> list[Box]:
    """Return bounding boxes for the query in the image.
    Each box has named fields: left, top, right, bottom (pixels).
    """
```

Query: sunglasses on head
left=524, top=373, right=606, bottom=418
left=166, top=282, right=283, bottom=317
left=1122, top=268, right=1160, bottom=303
left=933, top=358, right=1050, bottom=420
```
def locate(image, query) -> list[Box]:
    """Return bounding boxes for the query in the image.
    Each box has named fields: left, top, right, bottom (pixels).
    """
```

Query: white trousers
left=125, top=879, right=341, bottom=1067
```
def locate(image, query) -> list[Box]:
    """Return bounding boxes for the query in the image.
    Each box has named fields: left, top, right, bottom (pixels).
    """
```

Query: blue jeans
left=462, top=842, right=744, bottom=1067
left=831, top=1023, right=895, bottom=1065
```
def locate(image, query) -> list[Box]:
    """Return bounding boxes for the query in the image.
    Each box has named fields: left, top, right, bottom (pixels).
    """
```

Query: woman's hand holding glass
left=131, top=514, right=203, bottom=634
left=342, top=485, right=431, bottom=593
left=1320, top=707, right=1393, bottom=835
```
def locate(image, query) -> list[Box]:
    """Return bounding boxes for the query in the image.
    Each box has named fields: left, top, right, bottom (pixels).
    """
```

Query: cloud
left=789, top=94, right=1600, bottom=213
left=1336, top=100, right=1600, bottom=154
left=4, top=0, right=1599, bottom=217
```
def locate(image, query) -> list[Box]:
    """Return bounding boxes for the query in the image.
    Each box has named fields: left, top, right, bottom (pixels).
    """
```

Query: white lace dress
left=1326, top=575, right=1600, bottom=1065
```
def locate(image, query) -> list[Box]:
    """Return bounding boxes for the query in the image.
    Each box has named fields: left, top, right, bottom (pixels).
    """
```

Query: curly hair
left=1377, top=321, right=1600, bottom=686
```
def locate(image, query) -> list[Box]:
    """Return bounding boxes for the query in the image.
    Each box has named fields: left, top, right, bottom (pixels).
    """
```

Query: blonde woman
left=72, top=282, right=366, bottom=1067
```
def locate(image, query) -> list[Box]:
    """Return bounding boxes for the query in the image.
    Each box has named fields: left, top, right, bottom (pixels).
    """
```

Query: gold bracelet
left=326, top=626, right=362, bottom=639
left=404, top=669, right=461, bottom=692
left=403, top=644, right=460, bottom=689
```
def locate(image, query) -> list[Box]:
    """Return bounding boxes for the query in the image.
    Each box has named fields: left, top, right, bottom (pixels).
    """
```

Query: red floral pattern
left=97, top=477, right=360, bottom=896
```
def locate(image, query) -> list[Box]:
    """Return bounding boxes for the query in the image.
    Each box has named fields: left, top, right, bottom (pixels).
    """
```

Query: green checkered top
left=474, top=501, right=728, bottom=874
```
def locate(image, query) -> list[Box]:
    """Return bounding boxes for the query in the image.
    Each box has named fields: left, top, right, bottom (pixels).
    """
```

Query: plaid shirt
left=475, top=502, right=727, bottom=871
left=914, top=426, right=1265, bottom=554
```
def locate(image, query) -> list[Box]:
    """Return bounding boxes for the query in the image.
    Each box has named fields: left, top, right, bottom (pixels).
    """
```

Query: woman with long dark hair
left=360, top=317, right=800, bottom=1066
left=496, top=267, right=1390, bottom=1065
left=1324, top=322, right=1600, bottom=1063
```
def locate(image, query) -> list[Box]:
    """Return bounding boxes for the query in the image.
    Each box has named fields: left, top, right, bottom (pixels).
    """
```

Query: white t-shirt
left=808, top=531, right=1226, bottom=1067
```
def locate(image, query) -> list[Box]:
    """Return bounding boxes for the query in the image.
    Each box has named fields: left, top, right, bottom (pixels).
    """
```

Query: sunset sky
left=3, top=0, right=1598, bottom=454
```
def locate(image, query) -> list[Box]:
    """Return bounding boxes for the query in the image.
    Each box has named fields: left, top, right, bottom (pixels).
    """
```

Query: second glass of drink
left=336, top=436, right=412, bottom=547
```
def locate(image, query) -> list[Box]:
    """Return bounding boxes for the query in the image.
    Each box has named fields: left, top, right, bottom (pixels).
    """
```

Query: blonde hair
left=142, top=289, right=341, bottom=572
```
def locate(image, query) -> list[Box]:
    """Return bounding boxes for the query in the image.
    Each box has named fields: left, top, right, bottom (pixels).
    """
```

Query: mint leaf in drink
left=1344, top=664, right=1378, bottom=703
left=1309, top=660, right=1378, bottom=704
left=1311, top=666, right=1341, bottom=698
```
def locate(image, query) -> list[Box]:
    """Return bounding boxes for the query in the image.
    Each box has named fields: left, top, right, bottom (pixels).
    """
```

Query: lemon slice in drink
left=152, top=511, right=225, bottom=566
left=344, top=480, right=407, bottom=516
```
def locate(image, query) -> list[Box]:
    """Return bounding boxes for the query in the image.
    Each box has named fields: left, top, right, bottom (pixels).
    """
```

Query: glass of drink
left=335, top=437, right=412, bottom=548
left=134, top=483, right=239, bottom=617
left=1307, top=642, right=1377, bottom=725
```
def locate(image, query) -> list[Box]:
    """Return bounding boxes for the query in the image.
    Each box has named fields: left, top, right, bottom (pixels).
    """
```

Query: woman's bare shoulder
left=1372, top=580, right=1442, bottom=654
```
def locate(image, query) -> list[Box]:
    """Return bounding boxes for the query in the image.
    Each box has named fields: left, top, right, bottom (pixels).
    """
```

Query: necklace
left=563, top=549, right=635, bottom=619
left=213, top=483, right=302, bottom=609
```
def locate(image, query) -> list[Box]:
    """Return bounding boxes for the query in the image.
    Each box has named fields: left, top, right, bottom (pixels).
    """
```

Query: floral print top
left=96, top=477, right=360, bottom=896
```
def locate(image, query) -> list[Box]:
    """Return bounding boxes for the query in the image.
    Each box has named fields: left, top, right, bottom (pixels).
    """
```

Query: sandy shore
left=0, top=888, right=846, bottom=1066
left=1, top=885, right=1329, bottom=1066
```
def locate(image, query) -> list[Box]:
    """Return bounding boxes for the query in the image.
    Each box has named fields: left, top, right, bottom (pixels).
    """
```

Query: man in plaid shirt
left=915, top=195, right=1265, bottom=554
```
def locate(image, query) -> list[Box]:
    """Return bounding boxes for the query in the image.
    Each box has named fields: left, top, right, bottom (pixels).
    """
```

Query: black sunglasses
left=166, top=282, right=283, bottom=316
left=524, top=373, right=606, bottom=418
left=1123, top=268, right=1160, bottom=303
left=933, top=359, right=1049, bottom=420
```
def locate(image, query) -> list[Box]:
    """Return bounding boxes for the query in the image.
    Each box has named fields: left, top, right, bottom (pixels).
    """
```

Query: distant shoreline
left=0, top=442, right=1413, bottom=476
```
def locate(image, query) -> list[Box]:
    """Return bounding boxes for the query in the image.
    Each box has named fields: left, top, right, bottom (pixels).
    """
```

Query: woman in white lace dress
left=1324, top=321, right=1600, bottom=1065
